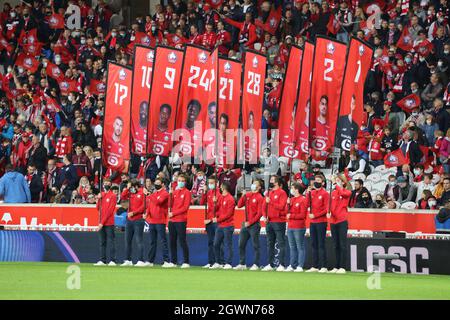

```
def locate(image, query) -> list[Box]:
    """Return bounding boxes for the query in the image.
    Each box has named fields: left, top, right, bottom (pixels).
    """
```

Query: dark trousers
left=147, top=223, right=169, bottom=263
left=330, top=221, right=348, bottom=269
left=168, top=221, right=189, bottom=264
left=206, top=222, right=224, bottom=265
left=99, top=225, right=116, bottom=263
left=266, top=222, right=286, bottom=268
left=214, top=226, right=234, bottom=265
left=125, top=219, right=144, bottom=262
left=310, top=222, right=327, bottom=269
left=238, top=222, right=261, bottom=266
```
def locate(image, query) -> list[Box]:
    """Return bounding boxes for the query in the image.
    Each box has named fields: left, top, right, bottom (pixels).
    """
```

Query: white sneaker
left=180, top=263, right=190, bottom=269
left=93, top=261, right=106, bottom=266
left=276, top=265, right=285, bottom=272
left=233, top=264, right=247, bottom=271
left=144, top=262, right=154, bottom=267
left=162, top=262, right=175, bottom=268
left=329, top=268, right=338, bottom=273
left=336, top=268, right=346, bottom=274
left=107, top=261, right=116, bottom=266
left=203, top=264, right=211, bottom=269
left=305, top=267, right=319, bottom=273
left=249, top=264, right=259, bottom=271
left=294, top=267, right=304, bottom=272
left=120, top=260, right=133, bottom=267
left=134, top=261, right=146, bottom=267
left=223, top=264, right=233, bottom=270
left=284, top=265, right=294, bottom=272
left=318, top=268, right=328, bottom=273
left=209, top=263, right=222, bottom=269
left=261, top=265, right=274, bottom=272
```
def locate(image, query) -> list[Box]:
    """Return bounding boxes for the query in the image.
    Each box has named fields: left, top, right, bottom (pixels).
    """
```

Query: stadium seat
left=351, top=173, right=366, bottom=181
left=400, top=202, right=418, bottom=209
left=367, top=172, right=382, bottom=183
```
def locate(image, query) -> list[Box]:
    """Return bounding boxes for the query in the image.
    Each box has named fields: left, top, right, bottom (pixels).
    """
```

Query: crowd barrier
left=0, top=204, right=439, bottom=233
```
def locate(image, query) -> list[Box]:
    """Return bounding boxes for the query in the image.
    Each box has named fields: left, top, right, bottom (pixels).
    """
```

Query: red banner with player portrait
left=278, top=45, right=303, bottom=159
left=130, top=45, right=154, bottom=155
left=309, top=37, right=347, bottom=161
left=294, top=41, right=314, bottom=158
left=102, top=63, right=132, bottom=172
left=214, top=57, right=242, bottom=167
left=335, top=38, right=373, bottom=152
left=147, top=46, right=184, bottom=157
left=174, top=45, right=215, bottom=160
left=241, top=50, right=267, bottom=164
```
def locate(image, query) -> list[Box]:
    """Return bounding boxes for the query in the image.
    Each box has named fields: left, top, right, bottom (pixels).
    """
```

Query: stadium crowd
left=0, top=0, right=449, bottom=211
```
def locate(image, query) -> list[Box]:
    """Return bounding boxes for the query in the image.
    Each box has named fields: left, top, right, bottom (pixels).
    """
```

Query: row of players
left=94, top=173, right=349, bottom=273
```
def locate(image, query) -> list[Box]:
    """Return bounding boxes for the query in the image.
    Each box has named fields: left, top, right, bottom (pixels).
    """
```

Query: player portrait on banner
left=335, top=94, right=359, bottom=151
left=150, top=103, right=173, bottom=155
left=139, top=101, right=148, bottom=130
left=311, top=95, right=331, bottom=159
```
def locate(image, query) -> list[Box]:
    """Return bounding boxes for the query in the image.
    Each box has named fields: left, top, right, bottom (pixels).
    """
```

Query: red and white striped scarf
left=401, top=0, right=410, bottom=16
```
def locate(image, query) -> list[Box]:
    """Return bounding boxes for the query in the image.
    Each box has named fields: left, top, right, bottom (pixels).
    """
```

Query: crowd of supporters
left=0, top=0, right=449, bottom=212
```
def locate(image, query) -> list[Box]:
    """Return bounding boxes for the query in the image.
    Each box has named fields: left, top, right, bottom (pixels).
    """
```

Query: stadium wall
left=0, top=230, right=448, bottom=275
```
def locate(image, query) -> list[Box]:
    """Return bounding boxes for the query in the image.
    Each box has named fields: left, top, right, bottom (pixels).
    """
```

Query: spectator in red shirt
left=211, top=181, right=235, bottom=269
left=143, top=177, right=170, bottom=267
left=262, top=175, right=287, bottom=272
left=328, top=174, right=352, bottom=274
left=167, top=174, right=191, bottom=268
left=216, top=20, right=231, bottom=55
left=305, top=175, right=330, bottom=273
left=94, top=184, right=118, bottom=266
left=234, top=179, right=264, bottom=271
left=201, top=21, right=216, bottom=50
left=221, top=12, right=257, bottom=54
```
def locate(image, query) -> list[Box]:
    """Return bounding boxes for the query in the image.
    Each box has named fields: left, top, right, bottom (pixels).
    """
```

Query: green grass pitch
left=1, top=262, right=450, bottom=300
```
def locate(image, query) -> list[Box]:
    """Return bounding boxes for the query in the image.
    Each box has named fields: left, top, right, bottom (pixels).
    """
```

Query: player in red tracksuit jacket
left=305, top=175, right=330, bottom=273
left=167, top=174, right=191, bottom=268
left=200, top=176, right=223, bottom=268
left=262, top=175, right=288, bottom=271
left=234, top=179, right=264, bottom=270
left=94, top=184, right=119, bottom=266
left=286, top=182, right=308, bottom=272
left=211, top=182, right=235, bottom=269
left=143, top=178, right=170, bottom=266
left=328, top=174, right=352, bottom=274
left=120, top=180, right=146, bottom=266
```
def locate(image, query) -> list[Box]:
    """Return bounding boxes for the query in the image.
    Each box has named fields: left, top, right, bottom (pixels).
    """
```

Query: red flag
left=206, top=0, right=224, bottom=9
left=397, top=27, right=414, bottom=51
left=0, top=34, right=14, bottom=54
left=89, top=79, right=106, bottom=95
left=255, top=6, right=282, bottom=35
left=327, top=14, right=340, bottom=35
left=278, top=45, right=303, bottom=159
left=130, top=45, right=154, bottom=155
left=127, top=31, right=152, bottom=53
left=241, top=50, right=267, bottom=164
left=16, top=53, right=39, bottom=73
left=294, top=41, right=314, bottom=158
left=43, top=94, right=62, bottom=113
left=414, top=40, right=433, bottom=57
left=59, top=78, right=78, bottom=95
left=384, top=148, right=409, bottom=167
left=336, top=38, right=373, bottom=151
left=174, top=45, right=215, bottom=159
left=23, top=42, right=43, bottom=56
left=102, top=63, right=133, bottom=172
left=309, top=37, right=347, bottom=161
left=397, top=94, right=421, bottom=113
left=147, top=47, right=184, bottom=157
left=18, top=28, right=38, bottom=46
left=46, top=62, right=65, bottom=82
left=46, top=13, right=65, bottom=29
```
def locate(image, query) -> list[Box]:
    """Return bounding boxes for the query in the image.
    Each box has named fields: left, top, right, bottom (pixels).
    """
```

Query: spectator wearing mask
left=374, top=194, right=387, bottom=209
left=416, top=173, right=436, bottom=202
left=93, top=184, right=119, bottom=266
left=381, top=126, right=398, bottom=155
left=412, top=165, right=425, bottom=183
left=384, top=175, right=400, bottom=201
left=349, top=179, right=371, bottom=208
left=397, top=176, right=418, bottom=204
left=418, top=190, right=438, bottom=209
left=398, top=130, right=424, bottom=169
left=0, top=164, right=31, bottom=203
left=191, top=170, right=206, bottom=205
left=355, top=190, right=376, bottom=208
left=120, top=179, right=146, bottom=267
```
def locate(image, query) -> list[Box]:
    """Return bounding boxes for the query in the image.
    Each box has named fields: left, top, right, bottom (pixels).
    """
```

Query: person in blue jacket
left=0, top=164, right=31, bottom=203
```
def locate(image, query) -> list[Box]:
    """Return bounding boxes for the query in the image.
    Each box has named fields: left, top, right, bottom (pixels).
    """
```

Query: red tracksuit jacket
left=330, top=186, right=351, bottom=225
left=306, top=188, right=330, bottom=224
left=287, top=195, right=307, bottom=229
left=200, top=189, right=221, bottom=220
left=146, top=188, right=169, bottom=225
left=237, top=192, right=264, bottom=226
left=121, top=188, right=145, bottom=221
left=216, top=193, right=235, bottom=228
left=170, top=187, right=191, bottom=223
left=97, top=190, right=117, bottom=226
left=264, top=188, right=287, bottom=223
